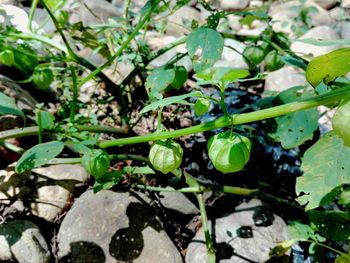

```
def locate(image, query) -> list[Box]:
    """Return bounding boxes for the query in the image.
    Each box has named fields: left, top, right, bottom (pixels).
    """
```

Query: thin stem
left=0, top=141, right=25, bottom=154
left=135, top=185, right=202, bottom=193
left=196, top=193, right=216, bottom=263
left=28, top=0, right=39, bottom=31
left=222, top=186, right=258, bottom=196
left=98, top=85, right=350, bottom=148
left=36, top=110, right=43, bottom=144
left=220, top=85, right=230, bottom=117
left=78, top=0, right=161, bottom=88
left=69, top=65, right=78, bottom=123
left=303, top=240, right=346, bottom=256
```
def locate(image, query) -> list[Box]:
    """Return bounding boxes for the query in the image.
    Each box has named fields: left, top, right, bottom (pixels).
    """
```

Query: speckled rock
left=0, top=220, right=51, bottom=263
left=57, top=190, right=183, bottom=263
left=185, top=199, right=290, bottom=263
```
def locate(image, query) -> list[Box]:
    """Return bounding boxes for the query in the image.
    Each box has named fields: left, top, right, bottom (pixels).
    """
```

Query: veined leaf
left=15, top=141, right=65, bottom=173
left=269, top=86, right=319, bottom=149
left=186, top=27, right=224, bottom=72
left=140, top=91, right=201, bottom=114
left=0, top=91, right=25, bottom=120
left=296, top=132, right=350, bottom=210
left=288, top=221, right=325, bottom=242
left=145, top=66, right=175, bottom=99
left=306, top=48, right=350, bottom=87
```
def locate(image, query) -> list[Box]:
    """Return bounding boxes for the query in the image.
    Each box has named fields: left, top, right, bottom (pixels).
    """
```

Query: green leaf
left=296, top=132, right=350, bottom=210
left=308, top=210, right=350, bottom=241
left=288, top=221, right=325, bottom=242
left=124, top=166, right=155, bottom=174
left=335, top=254, right=350, bottom=263
left=195, top=67, right=249, bottom=87
left=306, top=48, right=350, bottom=87
left=297, top=38, right=350, bottom=46
left=171, top=66, right=187, bottom=89
left=140, top=91, right=201, bottom=114
left=281, top=55, right=307, bottom=70
left=269, top=87, right=319, bottom=149
left=15, top=141, right=65, bottom=173
left=38, top=111, right=55, bottom=130
left=146, top=66, right=175, bottom=99
left=186, top=27, right=224, bottom=72
left=0, top=91, right=25, bottom=120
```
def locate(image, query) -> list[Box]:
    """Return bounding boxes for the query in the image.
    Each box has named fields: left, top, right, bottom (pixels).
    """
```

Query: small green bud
left=32, top=67, right=54, bottom=90
left=194, top=98, right=210, bottom=116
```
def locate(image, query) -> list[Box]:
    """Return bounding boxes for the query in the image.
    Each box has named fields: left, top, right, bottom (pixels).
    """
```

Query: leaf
left=280, top=55, right=307, bottom=70
left=140, top=91, right=201, bottom=114
left=0, top=91, right=25, bottom=120
left=297, top=38, right=350, bottom=46
left=38, top=111, right=55, bottom=130
left=171, top=66, right=187, bottom=89
left=308, top=210, right=350, bottom=241
left=296, top=132, right=350, bottom=210
left=269, top=86, right=319, bottom=149
left=186, top=27, right=224, bottom=72
left=146, top=66, right=175, bottom=99
left=195, top=67, right=249, bottom=87
left=288, top=221, right=325, bottom=242
left=124, top=166, right=155, bottom=174
left=15, top=141, right=65, bottom=173
left=306, top=48, right=350, bottom=87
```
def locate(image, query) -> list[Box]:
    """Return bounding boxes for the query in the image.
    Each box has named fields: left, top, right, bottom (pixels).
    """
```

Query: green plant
left=1, top=1, right=350, bottom=262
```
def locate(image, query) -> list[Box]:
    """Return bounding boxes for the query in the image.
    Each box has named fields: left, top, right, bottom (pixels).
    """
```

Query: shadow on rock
left=58, top=241, right=106, bottom=263
left=109, top=202, right=162, bottom=261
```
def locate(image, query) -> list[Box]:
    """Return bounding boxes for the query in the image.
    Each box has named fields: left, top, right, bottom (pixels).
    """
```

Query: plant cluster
left=1, top=0, right=350, bottom=262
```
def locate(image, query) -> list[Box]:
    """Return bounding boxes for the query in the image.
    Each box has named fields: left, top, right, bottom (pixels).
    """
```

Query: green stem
left=69, top=65, right=78, bottom=123
left=0, top=141, right=25, bottom=154
left=36, top=110, right=43, bottom=144
left=28, top=0, right=39, bottom=32
left=303, top=240, right=346, bottom=256
left=99, top=85, right=350, bottom=148
left=135, top=185, right=202, bottom=193
left=196, top=193, right=216, bottom=263
left=222, top=186, right=258, bottom=196
left=78, top=0, right=161, bottom=88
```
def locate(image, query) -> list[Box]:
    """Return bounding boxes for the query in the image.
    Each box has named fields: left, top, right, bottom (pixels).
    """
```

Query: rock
left=0, top=164, right=89, bottom=222
left=166, top=6, right=204, bottom=37
left=0, top=4, right=31, bottom=32
left=0, top=220, right=51, bottom=263
left=185, top=199, right=289, bottom=263
left=57, top=190, right=183, bottom=263
left=341, top=0, right=350, bottom=8
left=226, top=14, right=242, bottom=32
left=340, top=21, right=350, bottom=39
left=214, top=39, right=248, bottom=69
left=22, top=7, right=55, bottom=34
left=313, top=0, right=338, bottom=9
left=220, top=0, right=249, bottom=10
left=264, top=66, right=306, bottom=93
left=238, top=19, right=267, bottom=36
left=158, top=192, right=199, bottom=215
left=329, top=6, right=346, bottom=21
left=270, top=1, right=332, bottom=36
left=291, top=26, right=340, bottom=58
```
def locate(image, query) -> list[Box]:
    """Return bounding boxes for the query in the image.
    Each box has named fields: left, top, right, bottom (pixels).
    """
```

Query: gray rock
left=340, top=21, right=350, bottom=39
left=313, top=0, right=338, bottom=9
left=264, top=66, right=306, bottom=93
left=166, top=6, right=204, bottom=37
left=220, top=0, right=249, bottom=10
left=57, top=190, right=183, bottom=263
left=0, top=220, right=51, bottom=263
left=22, top=7, right=55, bottom=33
left=214, top=39, right=248, bottom=69
left=341, top=0, right=350, bottom=8
left=0, top=4, right=30, bottom=32
left=185, top=199, right=289, bottom=263
left=0, top=164, right=89, bottom=222
left=291, top=26, right=340, bottom=58
left=329, top=6, right=346, bottom=21
left=158, top=191, right=199, bottom=215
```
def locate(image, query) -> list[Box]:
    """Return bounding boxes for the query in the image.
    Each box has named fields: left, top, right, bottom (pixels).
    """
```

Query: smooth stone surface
left=0, top=164, right=89, bottom=222
left=220, top=0, right=249, bottom=10
left=291, top=26, right=340, bottom=58
left=340, top=21, right=350, bottom=39
left=0, top=220, right=51, bottom=263
left=158, top=192, right=199, bottom=215
left=0, top=4, right=31, bottom=32
left=185, top=199, right=289, bottom=263
left=57, top=190, right=183, bottom=263
left=313, top=0, right=338, bottom=9
left=264, top=66, right=306, bottom=93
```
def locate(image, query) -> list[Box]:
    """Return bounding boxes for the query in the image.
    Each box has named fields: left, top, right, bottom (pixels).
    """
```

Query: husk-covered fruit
left=207, top=131, right=251, bottom=174
left=149, top=141, right=183, bottom=174
left=82, top=149, right=110, bottom=179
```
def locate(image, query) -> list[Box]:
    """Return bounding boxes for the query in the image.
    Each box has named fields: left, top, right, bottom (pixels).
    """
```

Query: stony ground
left=0, top=0, right=349, bottom=262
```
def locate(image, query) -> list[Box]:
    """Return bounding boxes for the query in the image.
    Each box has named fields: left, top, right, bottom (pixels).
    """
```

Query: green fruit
left=332, top=100, right=350, bottom=146
left=339, top=187, right=350, bottom=207
left=0, top=50, right=15, bottom=66
left=82, top=149, right=110, bottom=179
left=207, top=131, right=251, bottom=174
left=243, top=46, right=265, bottom=66
left=194, top=98, right=210, bottom=116
left=32, top=67, right=54, bottom=90
left=264, top=50, right=284, bottom=71
left=272, top=32, right=291, bottom=50
left=149, top=141, right=183, bottom=174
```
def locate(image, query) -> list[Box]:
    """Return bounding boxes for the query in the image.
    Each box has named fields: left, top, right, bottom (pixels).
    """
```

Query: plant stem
left=98, top=85, right=350, bottom=148
left=28, top=0, right=39, bottom=32
left=0, top=141, right=25, bottom=154
left=196, top=193, right=216, bottom=263
left=135, top=185, right=202, bottom=193
left=69, top=65, right=78, bottom=123
left=222, top=185, right=258, bottom=196
left=36, top=110, right=43, bottom=144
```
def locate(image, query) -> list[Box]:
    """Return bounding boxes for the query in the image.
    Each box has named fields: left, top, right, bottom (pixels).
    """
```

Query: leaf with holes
left=15, top=141, right=65, bottom=173
left=306, top=48, right=350, bottom=87
left=0, top=91, right=25, bottom=121
left=296, top=132, right=350, bottom=210
left=269, top=86, right=319, bottom=149
left=186, top=27, right=224, bottom=72
left=308, top=210, right=350, bottom=241
left=288, top=221, right=323, bottom=242
left=146, top=66, right=175, bottom=99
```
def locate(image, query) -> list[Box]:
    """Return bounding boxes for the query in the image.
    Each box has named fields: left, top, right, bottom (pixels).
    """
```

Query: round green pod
left=264, top=50, right=284, bottom=71
left=243, top=45, right=265, bottom=66
left=149, top=141, right=183, bottom=174
left=82, top=149, right=110, bottom=179
left=0, top=50, right=15, bottom=66
left=332, top=100, right=350, bottom=146
left=194, top=98, right=211, bottom=116
left=32, top=67, right=54, bottom=90
left=207, top=131, right=251, bottom=174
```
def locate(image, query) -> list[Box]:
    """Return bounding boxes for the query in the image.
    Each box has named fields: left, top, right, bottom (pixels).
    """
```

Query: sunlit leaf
left=0, top=91, right=25, bottom=120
